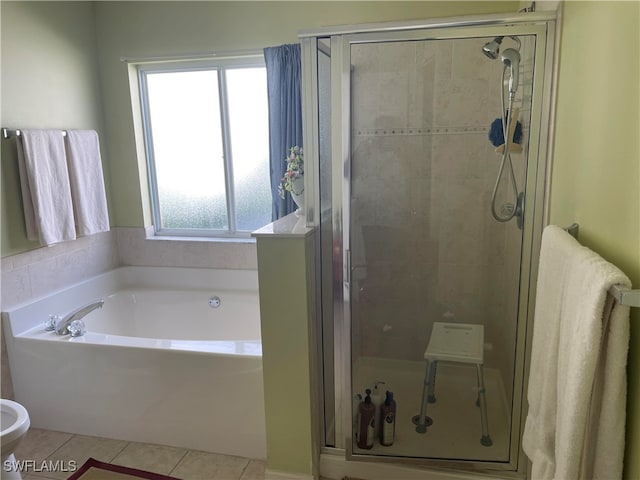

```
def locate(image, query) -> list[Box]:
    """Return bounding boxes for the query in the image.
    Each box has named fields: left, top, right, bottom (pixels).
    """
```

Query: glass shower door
left=346, top=32, right=538, bottom=466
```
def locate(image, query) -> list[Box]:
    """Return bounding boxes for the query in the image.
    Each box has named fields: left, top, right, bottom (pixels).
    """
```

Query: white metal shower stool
left=412, top=322, right=492, bottom=447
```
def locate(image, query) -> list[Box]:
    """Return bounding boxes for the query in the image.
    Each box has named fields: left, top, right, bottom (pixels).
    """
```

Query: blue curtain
left=264, top=44, right=303, bottom=220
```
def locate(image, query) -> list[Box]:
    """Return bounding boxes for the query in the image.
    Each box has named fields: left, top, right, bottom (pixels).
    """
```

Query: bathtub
left=2, top=266, right=266, bottom=459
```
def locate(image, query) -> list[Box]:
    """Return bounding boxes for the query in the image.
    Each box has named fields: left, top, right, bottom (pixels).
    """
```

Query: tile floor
left=12, top=428, right=265, bottom=480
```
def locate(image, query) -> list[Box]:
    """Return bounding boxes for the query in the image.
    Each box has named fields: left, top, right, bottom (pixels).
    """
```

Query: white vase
left=291, top=177, right=305, bottom=216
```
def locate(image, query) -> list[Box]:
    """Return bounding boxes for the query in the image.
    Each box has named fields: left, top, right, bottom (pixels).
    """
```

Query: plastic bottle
left=353, top=393, right=363, bottom=444
left=357, top=389, right=375, bottom=449
left=370, top=381, right=385, bottom=439
left=380, top=390, right=396, bottom=446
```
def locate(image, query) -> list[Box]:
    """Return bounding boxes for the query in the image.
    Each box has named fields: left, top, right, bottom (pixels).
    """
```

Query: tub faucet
left=55, top=300, right=104, bottom=335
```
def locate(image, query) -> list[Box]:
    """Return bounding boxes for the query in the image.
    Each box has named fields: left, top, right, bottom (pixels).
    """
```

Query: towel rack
left=2, top=128, right=67, bottom=139
left=564, top=223, right=640, bottom=307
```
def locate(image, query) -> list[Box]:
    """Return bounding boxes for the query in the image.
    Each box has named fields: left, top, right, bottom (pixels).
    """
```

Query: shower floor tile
left=352, top=357, right=511, bottom=462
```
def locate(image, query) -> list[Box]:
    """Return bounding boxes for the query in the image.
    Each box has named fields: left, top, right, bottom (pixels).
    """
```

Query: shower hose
left=490, top=65, right=520, bottom=223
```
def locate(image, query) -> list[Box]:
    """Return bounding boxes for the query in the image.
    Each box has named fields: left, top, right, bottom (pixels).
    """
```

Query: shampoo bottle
left=370, top=381, right=385, bottom=439
left=353, top=393, right=363, bottom=443
left=380, top=390, right=396, bottom=446
left=357, top=389, right=375, bottom=449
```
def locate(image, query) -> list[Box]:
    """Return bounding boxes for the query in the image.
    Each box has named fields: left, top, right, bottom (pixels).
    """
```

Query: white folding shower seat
left=413, top=322, right=492, bottom=447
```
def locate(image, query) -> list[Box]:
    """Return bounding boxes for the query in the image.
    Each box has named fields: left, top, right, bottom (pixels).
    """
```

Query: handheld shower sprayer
left=482, top=35, right=521, bottom=60
left=482, top=35, right=524, bottom=226
left=482, top=36, right=521, bottom=97
left=500, top=48, right=520, bottom=97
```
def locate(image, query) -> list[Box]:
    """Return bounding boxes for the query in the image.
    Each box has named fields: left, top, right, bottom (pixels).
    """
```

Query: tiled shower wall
left=1, top=227, right=258, bottom=398
left=349, top=37, right=533, bottom=397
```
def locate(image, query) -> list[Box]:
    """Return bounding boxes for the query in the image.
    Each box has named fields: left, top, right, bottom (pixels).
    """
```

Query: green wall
left=0, top=1, right=111, bottom=256
left=549, top=2, right=640, bottom=478
left=255, top=232, right=316, bottom=475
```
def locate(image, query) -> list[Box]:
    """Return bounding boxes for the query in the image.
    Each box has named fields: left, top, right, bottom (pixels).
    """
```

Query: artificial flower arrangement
left=277, top=146, right=304, bottom=199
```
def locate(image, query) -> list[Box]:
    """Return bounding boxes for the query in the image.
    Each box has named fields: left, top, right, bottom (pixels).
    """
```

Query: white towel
left=16, top=129, right=76, bottom=246
left=64, top=130, right=110, bottom=236
left=522, top=225, right=631, bottom=480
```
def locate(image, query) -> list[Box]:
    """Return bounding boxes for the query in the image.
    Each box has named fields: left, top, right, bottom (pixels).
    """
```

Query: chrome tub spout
left=55, top=300, right=104, bottom=335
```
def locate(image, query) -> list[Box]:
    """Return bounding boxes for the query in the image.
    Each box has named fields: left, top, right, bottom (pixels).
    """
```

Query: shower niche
left=302, top=17, right=555, bottom=476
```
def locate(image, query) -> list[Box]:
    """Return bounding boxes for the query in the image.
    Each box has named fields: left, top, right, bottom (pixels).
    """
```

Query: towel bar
left=564, top=223, right=639, bottom=307
left=2, top=128, right=67, bottom=139
left=609, top=284, right=640, bottom=308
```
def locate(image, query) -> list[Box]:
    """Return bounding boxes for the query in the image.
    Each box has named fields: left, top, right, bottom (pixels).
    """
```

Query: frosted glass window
left=226, top=68, right=271, bottom=231
left=139, top=60, right=270, bottom=237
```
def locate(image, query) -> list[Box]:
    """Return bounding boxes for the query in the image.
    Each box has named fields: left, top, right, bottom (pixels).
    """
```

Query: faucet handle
left=45, top=315, right=60, bottom=331
left=68, top=320, right=86, bottom=338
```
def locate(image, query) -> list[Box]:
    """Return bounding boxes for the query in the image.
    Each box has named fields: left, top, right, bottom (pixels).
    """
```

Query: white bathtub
left=2, top=266, right=266, bottom=459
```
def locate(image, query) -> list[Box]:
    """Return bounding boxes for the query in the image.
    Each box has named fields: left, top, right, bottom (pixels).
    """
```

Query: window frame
left=137, top=55, right=269, bottom=239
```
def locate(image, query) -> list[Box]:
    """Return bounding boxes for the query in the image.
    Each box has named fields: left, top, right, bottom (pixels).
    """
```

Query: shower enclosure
left=300, top=13, right=556, bottom=477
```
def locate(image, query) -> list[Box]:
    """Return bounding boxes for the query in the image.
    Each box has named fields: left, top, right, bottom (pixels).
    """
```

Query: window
left=138, top=57, right=271, bottom=237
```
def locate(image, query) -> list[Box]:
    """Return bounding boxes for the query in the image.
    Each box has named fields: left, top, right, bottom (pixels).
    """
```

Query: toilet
left=1, top=399, right=30, bottom=480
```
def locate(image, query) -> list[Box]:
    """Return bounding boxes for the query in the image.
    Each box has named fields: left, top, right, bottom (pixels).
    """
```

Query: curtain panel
left=263, top=43, right=303, bottom=219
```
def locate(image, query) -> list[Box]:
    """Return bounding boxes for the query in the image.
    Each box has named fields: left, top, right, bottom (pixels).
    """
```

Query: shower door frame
left=301, top=12, right=558, bottom=477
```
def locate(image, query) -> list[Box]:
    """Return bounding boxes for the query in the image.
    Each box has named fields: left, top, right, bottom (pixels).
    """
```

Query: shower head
left=501, top=48, right=521, bottom=95
left=482, top=37, right=503, bottom=59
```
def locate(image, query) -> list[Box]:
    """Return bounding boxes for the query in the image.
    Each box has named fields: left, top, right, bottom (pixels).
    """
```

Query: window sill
left=251, top=213, right=314, bottom=239
left=145, top=232, right=256, bottom=245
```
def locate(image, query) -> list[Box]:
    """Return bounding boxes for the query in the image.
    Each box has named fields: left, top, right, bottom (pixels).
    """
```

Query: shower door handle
left=516, top=192, right=525, bottom=230
left=344, top=249, right=351, bottom=288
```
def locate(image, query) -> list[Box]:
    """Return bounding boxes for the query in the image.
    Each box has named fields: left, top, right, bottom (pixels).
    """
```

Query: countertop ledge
left=252, top=213, right=315, bottom=238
